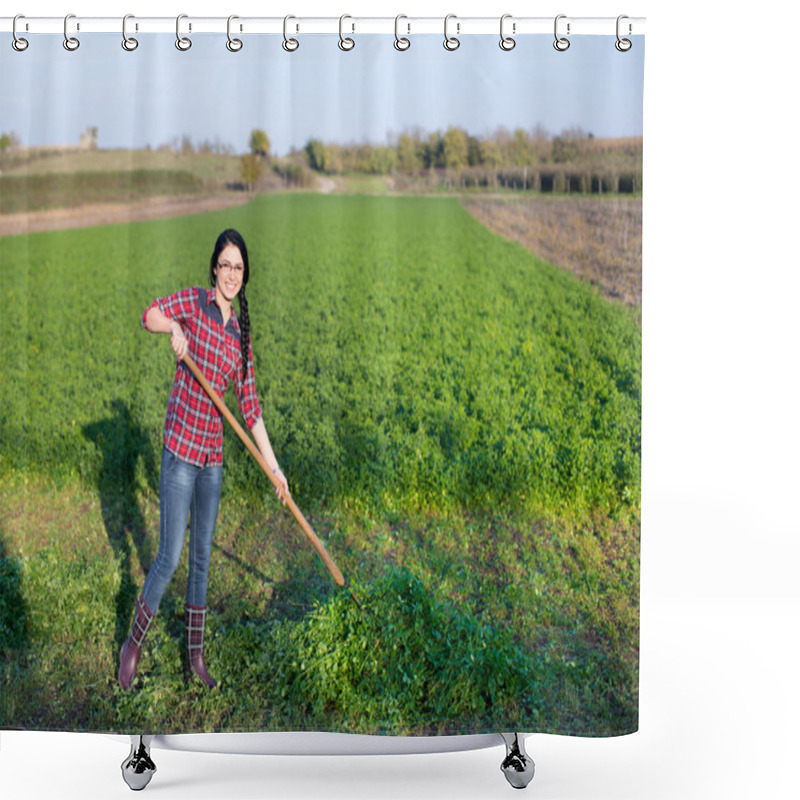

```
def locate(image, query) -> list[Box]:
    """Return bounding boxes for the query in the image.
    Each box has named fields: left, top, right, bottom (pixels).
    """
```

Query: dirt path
left=0, top=176, right=346, bottom=236
left=0, top=194, right=254, bottom=237
left=316, top=176, right=337, bottom=194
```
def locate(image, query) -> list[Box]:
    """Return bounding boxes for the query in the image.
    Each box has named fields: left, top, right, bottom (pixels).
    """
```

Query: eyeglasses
left=217, top=261, right=244, bottom=275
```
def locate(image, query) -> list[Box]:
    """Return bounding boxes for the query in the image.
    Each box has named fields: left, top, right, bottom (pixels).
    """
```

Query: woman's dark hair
left=209, top=228, right=252, bottom=382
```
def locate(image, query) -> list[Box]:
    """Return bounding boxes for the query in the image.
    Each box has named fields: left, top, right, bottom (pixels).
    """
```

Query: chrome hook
left=615, top=15, right=632, bottom=51
left=226, top=15, right=243, bottom=52
left=339, top=14, right=355, bottom=51
left=499, top=14, right=516, bottom=51
left=283, top=15, right=299, bottom=51
left=63, top=13, right=80, bottom=51
left=122, top=14, right=138, bottom=51
left=394, top=14, right=410, bottom=51
left=444, top=14, right=460, bottom=51
left=176, top=14, right=192, bottom=51
left=553, top=14, right=570, bottom=51
left=12, top=14, right=29, bottom=51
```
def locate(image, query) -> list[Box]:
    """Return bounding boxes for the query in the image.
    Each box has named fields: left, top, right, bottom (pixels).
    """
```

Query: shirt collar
left=207, top=288, right=239, bottom=327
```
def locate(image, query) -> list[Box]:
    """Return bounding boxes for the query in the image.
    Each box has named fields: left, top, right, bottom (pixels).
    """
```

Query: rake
left=181, top=353, right=346, bottom=589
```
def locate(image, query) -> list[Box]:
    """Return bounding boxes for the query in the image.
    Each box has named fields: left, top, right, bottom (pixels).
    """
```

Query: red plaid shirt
left=142, top=287, right=262, bottom=467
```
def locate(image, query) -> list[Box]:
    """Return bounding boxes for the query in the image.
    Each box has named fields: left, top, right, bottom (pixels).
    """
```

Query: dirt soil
left=463, top=196, right=642, bottom=314
left=0, top=194, right=253, bottom=237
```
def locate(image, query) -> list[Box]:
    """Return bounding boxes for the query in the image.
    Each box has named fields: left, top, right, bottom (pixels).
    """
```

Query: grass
left=0, top=193, right=640, bottom=736
left=337, top=174, right=393, bottom=194
left=1, top=148, right=242, bottom=182
left=0, top=170, right=207, bottom=214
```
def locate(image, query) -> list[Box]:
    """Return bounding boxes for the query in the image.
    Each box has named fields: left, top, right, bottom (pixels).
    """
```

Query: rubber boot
left=118, top=596, right=155, bottom=690
left=185, top=605, right=217, bottom=688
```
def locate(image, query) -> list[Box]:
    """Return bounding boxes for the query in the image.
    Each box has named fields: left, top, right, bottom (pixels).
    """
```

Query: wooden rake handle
left=182, top=353, right=345, bottom=587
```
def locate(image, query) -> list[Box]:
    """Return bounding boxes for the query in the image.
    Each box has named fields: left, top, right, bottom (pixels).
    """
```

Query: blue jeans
left=141, top=448, right=222, bottom=614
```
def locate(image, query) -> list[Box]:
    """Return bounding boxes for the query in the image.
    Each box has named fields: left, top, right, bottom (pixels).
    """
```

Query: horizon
left=6, top=129, right=644, bottom=158
left=1, top=32, right=644, bottom=158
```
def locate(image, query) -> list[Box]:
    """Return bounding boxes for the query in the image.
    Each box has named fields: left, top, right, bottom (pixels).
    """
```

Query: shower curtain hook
left=176, top=14, right=192, bottom=51
left=122, top=14, right=139, bottom=51
left=394, top=14, right=411, bottom=51
left=615, top=15, right=632, bottom=51
left=553, top=14, right=570, bottom=51
left=499, top=14, right=516, bottom=51
left=63, top=13, right=80, bottom=51
left=12, top=14, right=29, bottom=51
left=282, top=15, right=299, bottom=51
left=339, top=14, right=355, bottom=51
left=226, top=15, right=243, bottom=51
left=444, top=14, right=460, bottom=51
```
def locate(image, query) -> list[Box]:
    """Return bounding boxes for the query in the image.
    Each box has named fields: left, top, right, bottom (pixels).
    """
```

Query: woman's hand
left=272, top=467, right=290, bottom=506
left=169, top=321, right=188, bottom=360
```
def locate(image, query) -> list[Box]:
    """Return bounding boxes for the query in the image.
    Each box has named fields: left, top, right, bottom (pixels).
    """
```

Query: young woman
left=118, top=228, right=289, bottom=690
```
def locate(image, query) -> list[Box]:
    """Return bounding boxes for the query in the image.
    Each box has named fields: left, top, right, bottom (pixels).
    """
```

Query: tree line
left=295, top=126, right=640, bottom=175
left=238, top=126, right=642, bottom=193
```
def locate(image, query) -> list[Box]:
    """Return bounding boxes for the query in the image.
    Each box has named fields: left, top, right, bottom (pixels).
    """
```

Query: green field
left=0, top=194, right=640, bottom=736
left=0, top=169, right=206, bottom=214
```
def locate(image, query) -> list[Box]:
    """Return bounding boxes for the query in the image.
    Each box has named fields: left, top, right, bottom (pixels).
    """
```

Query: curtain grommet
left=499, top=14, right=516, bottom=51
left=394, top=15, right=410, bottom=51
left=553, top=14, right=570, bottom=51
left=226, top=15, right=243, bottom=52
left=121, top=14, right=138, bottom=51
left=63, top=13, right=80, bottom=51
left=176, top=14, right=192, bottom=51
left=338, top=14, right=355, bottom=51
left=12, top=14, right=29, bottom=51
left=444, top=14, right=460, bottom=51
left=615, top=15, right=632, bottom=51
left=282, top=15, right=299, bottom=51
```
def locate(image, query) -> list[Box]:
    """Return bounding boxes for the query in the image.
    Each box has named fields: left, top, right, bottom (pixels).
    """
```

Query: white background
left=2, top=1, right=798, bottom=798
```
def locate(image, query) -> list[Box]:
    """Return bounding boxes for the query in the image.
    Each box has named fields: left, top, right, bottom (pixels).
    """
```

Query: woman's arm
left=145, top=305, right=189, bottom=360
left=250, top=416, right=290, bottom=505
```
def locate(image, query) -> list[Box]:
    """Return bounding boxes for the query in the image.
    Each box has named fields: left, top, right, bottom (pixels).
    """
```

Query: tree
left=323, top=144, right=344, bottom=175
left=552, top=127, right=587, bottom=163
left=396, top=132, right=422, bottom=173
left=1, top=131, right=20, bottom=161
left=249, top=129, right=270, bottom=158
left=239, top=153, right=262, bottom=191
left=511, top=128, right=534, bottom=166
left=467, top=136, right=482, bottom=167
left=305, top=139, right=326, bottom=172
left=423, top=132, right=443, bottom=169
left=368, top=146, right=397, bottom=175
left=442, top=127, right=468, bottom=171
left=479, top=138, right=503, bottom=168
left=0, top=133, right=10, bottom=168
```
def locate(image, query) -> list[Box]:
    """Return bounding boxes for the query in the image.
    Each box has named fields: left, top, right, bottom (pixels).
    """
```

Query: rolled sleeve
left=142, top=287, right=199, bottom=331
left=235, top=341, right=263, bottom=430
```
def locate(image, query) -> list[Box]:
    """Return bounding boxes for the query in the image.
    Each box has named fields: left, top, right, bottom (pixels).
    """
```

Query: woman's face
left=213, top=243, right=245, bottom=304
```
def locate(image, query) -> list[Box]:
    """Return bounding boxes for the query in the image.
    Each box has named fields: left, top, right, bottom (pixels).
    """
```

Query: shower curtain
left=0, top=18, right=644, bottom=741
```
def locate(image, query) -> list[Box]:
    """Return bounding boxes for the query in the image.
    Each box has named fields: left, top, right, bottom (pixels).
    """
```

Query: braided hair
left=209, top=228, right=251, bottom=382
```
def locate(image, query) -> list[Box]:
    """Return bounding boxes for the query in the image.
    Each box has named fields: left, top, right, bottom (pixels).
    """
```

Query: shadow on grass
left=0, top=536, right=28, bottom=652
left=83, top=400, right=157, bottom=651
left=0, top=535, right=32, bottom=726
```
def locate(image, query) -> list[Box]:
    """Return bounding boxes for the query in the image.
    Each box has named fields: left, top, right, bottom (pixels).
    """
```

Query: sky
left=1, top=31, right=644, bottom=155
